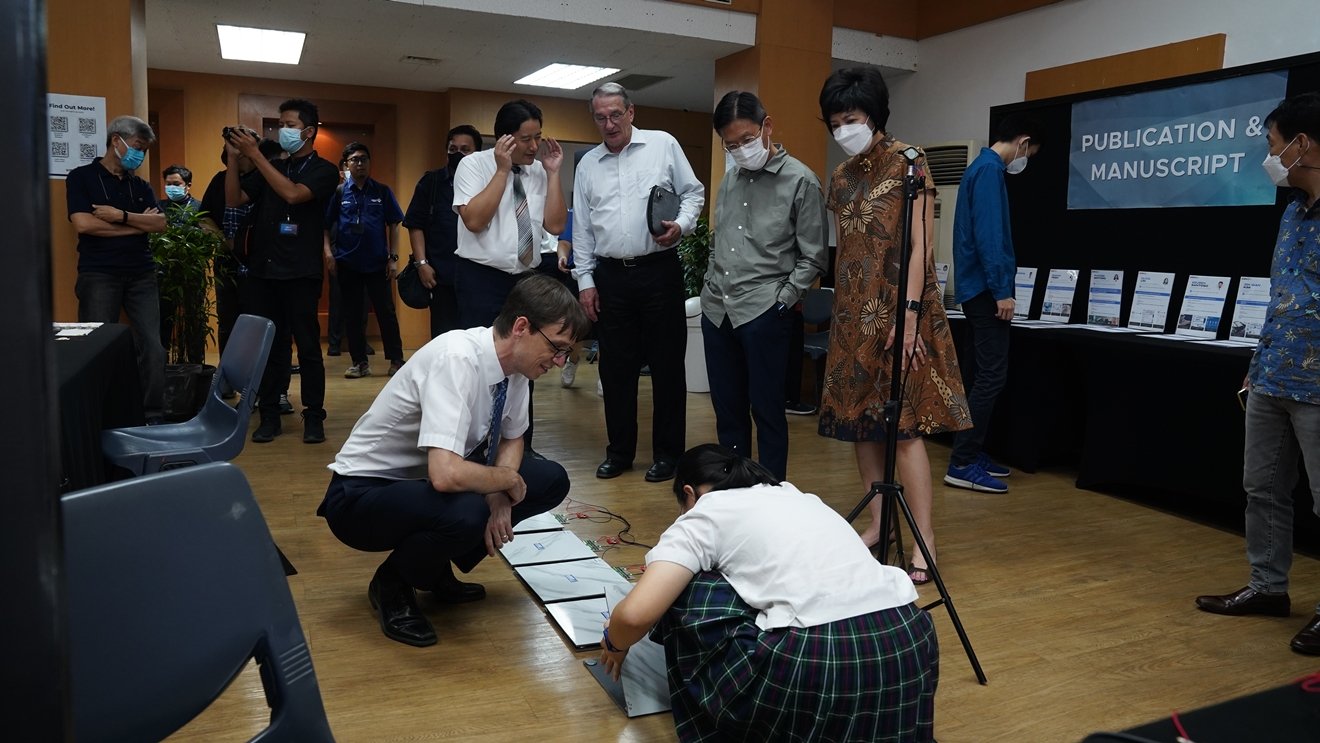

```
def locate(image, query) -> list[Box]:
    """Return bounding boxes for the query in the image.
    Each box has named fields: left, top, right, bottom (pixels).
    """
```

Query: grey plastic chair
left=63, top=462, right=334, bottom=742
left=101, top=314, right=274, bottom=475
left=802, top=287, right=834, bottom=402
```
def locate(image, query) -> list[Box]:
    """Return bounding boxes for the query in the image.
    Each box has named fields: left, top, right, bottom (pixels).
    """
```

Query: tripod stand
left=844, top=147, right=987, bottom=685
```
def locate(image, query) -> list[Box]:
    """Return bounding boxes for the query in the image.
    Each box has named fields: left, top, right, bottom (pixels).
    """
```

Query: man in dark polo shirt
left=403, top=124, right=482, bottom=338
left=66, top=114, right=167, bottom=421
left=225, top=98, right=339, bottom=444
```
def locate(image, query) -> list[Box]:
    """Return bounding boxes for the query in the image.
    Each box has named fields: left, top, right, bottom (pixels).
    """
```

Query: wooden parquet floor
left=166, top=351, right=1320, bottom=742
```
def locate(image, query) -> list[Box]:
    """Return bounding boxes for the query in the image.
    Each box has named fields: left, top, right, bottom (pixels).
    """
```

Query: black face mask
left=447, top=150, right=465, bottom=173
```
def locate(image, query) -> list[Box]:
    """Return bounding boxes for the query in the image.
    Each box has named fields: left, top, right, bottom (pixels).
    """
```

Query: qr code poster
left=48, top=93, right=105, bottom=179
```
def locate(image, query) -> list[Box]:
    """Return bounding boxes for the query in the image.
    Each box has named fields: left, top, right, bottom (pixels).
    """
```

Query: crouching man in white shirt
left=318, top=274, right=590, bottom=647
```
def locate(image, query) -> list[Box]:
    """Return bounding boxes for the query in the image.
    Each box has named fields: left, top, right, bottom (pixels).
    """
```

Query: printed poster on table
left=1174, top=275, right=1231, bottom=338
left=935, top=262, right=949, bottom=300
left=48, top=93, right=105, bottom=178
left=1040, top=269, right=1079, bottom=323
left=1086, top=270, right=1123, bottom=327
left=1127, top=271, right=1175, bottom=330
left=1226, top=276, right=1271, bottom=345
left=1014, top=267, right=1037, bottom=319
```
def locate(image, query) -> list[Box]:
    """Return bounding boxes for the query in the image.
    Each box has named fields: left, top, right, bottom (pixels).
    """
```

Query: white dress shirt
left=646, top=482, right=918, bottom=630
left=329, top=327, right=530, bottom=480
left=453, top=149, right=547, bottom=273
left=571, top=127, right=705, bottom=291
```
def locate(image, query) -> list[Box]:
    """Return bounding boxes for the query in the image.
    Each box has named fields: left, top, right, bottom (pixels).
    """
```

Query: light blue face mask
left=116, top=138, right=145, bottom=170
left=278, top=127, right=305, bottom=154
left=164, top=184, right=187, bottom=201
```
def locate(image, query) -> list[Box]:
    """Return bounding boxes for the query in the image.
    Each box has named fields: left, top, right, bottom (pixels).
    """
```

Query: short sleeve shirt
left=326, top=177, right=404, bottom=272
left=65, top=158, right=157, bottom=275
left=328, top=327, right=530, bottom=480
left=1248, top=192, right=1320, bottom=405
left=242, top=151, right=340, bottom=280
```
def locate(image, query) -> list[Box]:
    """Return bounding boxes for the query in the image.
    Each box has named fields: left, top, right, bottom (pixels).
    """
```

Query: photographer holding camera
left=224, top=99, right=339, bottom=444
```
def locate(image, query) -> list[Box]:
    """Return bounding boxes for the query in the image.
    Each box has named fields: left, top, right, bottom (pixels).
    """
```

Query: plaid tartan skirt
left=651, top=571, right=938, bottom=743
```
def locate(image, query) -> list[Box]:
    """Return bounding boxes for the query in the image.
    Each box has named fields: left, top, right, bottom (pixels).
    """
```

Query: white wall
left=886, top=0, right=1320, bottom=146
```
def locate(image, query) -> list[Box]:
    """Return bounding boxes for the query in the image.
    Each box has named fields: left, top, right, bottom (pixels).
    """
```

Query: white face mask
left=833, top=120, right=874, bottom=157
left=729, top=129, right=771, bottom=171
left=1006, top=139, right=1030, bottom=175
left=1261, top=134, right=1302, bottom=187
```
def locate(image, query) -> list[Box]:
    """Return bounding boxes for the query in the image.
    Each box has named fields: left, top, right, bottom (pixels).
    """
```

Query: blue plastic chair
left=802, top=288, right=834, bottom=402
left=63, top=462, right=335, bottom=742
left=101, top=314, right=274, bottom=475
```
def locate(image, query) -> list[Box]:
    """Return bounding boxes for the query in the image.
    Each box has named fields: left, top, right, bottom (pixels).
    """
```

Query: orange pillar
left=711, top=0, right=833, bottom=219
left=47, top=0, right=148, bottom=322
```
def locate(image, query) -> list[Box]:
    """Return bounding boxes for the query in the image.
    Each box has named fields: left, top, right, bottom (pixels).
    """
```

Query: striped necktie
left=511, top=166, right=534, bottom=267
left=485, top=378, right=509, bottom=465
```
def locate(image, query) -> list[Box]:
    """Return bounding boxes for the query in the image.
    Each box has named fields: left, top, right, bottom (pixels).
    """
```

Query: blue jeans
left=75, top=270, right=165, bottom=417
left=702, top=306, right=792, bottom=481
left=1244, top=390, right=1320, bottom=612
left=950, top=290, right=1010, bottom=467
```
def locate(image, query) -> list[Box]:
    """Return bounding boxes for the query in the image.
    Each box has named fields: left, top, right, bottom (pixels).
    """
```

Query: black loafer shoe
left=596, top=459, right=632, bottom=479
left=645, top=460, right=676, bottom=483
left=1195, top=586, right=1291, bottom=617
left=430, top=580, right=487, bottom=605
left=368, top=567, right=437, bottom=647
left=1290, top=614, right=1320, bottom=655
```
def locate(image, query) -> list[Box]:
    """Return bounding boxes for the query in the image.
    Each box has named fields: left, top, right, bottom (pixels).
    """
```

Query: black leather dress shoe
left=1195, top=586, right=1291, bottom=617
left=1291, top=614, right=1320, bottom=655
left=644, top=460, right=676, bottom=483
left=596, top=459, right=632, bottom=479
left=368, top=567, right=437, bottom=647
left=430, top=580, right=487, bottom=604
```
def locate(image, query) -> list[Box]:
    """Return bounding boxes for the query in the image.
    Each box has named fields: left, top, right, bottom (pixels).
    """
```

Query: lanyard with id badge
left=279, top=155, right=314, bottom=237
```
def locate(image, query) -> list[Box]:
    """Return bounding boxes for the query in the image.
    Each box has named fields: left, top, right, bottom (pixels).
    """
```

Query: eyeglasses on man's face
left=722, top=127, right=764, bottom=153
left=346, top=155, right=370, bottom=165
left=535, top=327, right=572, bottom=361
left=593, top=111, right=628, bottom=126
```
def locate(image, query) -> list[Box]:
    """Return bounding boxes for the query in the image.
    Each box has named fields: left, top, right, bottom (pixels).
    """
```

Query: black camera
left=222, top=126, right=256, bottom=140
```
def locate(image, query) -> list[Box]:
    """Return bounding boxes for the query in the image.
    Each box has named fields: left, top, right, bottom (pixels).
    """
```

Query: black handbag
left=396, top=259, right=431, bottom=309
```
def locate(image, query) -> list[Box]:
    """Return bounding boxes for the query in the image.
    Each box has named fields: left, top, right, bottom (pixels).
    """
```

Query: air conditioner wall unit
left=923, top=140, right=980, bottom=305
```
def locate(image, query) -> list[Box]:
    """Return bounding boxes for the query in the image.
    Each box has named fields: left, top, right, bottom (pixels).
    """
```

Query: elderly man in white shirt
left=317, top=275, right=589, bottom=648
left=572, top=82, right=705, bottom=484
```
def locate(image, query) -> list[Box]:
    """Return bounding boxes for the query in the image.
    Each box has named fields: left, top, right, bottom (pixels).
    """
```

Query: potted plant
left=676, top=215, right=711, bottom=298
left=675, top=215, right=713, bottom=393
left=150, top=204, right=227, bottom=420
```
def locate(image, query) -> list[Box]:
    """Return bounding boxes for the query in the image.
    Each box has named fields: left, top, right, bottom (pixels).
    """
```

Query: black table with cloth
left=946, top=319, right=1318, bottom=549
left=54, top=324, right=144, bottom=492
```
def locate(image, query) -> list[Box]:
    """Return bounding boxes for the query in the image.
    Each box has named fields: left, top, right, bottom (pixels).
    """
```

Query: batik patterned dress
left=818, top=137, right=972, bottom=441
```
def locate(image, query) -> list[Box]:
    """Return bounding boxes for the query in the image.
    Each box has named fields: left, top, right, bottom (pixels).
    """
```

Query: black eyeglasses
left=535, top=327, right=572, bottom=361
left=346, top=156, right=370, bottom=164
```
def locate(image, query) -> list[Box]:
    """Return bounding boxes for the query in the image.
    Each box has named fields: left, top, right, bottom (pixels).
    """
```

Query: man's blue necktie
left=485, top=378, right=509, bottom=465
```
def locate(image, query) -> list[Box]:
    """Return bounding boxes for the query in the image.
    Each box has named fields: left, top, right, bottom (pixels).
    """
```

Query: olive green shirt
left=702, top=146, right=827, bottom=327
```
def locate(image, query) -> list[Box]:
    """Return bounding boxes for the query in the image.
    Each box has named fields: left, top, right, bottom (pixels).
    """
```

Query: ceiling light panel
left=514, top=63, right=620, bottom=90
left=217, top=24, right=306, bottom=65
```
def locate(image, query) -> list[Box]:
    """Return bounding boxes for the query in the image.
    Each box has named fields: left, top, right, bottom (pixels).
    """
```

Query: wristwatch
left=905, top=299, right=921, bottom=313
left=388, top=253, right=399, bottom=262
left=416, top=259, right=429, bottom=266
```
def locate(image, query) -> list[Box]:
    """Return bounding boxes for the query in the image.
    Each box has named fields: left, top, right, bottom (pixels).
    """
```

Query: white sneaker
left=561, top=359, right=578, bottom=388
left=596, top=378, right=604, bottom=398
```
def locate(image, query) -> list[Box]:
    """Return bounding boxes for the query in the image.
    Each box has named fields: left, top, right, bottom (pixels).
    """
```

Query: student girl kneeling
left=600, top=444, right=938, bottom=742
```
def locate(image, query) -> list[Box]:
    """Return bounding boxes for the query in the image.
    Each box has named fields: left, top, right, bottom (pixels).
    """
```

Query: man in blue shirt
left=324, top=142, right=406, bottom=378
left=944, top=115, right=1041, bottom=494
left=66, top=115, right=167, bottom=421
left=1197, top=92, right=1320, bottom=657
